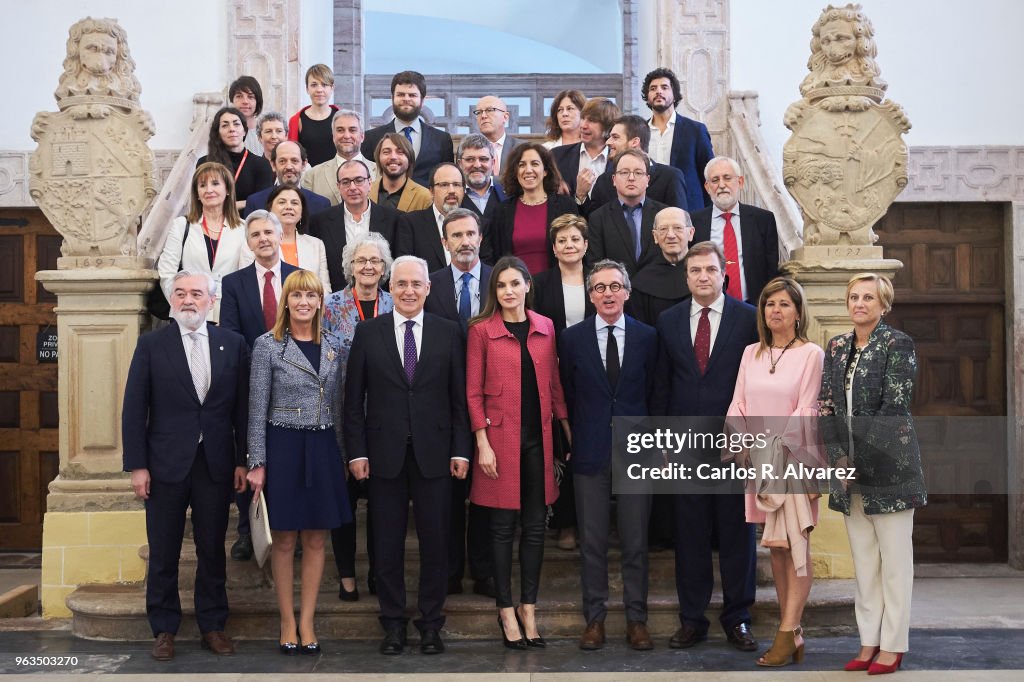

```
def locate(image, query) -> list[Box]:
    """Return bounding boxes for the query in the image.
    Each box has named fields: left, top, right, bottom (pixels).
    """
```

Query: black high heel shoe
left=279, top=628, right=299, bottom=656
left=498, top=615, right=527, bottom=650
left=300, top=640, right=321, bottom=655
left=515, top=606, right=546, bottom=648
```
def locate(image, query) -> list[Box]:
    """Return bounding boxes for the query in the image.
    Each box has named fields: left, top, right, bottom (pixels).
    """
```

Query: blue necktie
left=402, top=126, right=414, bottom=144
left=403, top=320, right=417, bottom=383
left=625, top=204, right=642, bottom=260
left=458, top=271, right=473, bottom=322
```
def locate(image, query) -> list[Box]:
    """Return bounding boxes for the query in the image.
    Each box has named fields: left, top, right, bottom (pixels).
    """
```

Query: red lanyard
left=201, top=215, right=221, bottom=266
left=234, top=149, right=249, bottom=182
left=355, top=295, right=378, bottom=321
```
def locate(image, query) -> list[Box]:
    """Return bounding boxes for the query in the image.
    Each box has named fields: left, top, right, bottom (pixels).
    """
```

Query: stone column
left=334, top=0, right=364, bottom=113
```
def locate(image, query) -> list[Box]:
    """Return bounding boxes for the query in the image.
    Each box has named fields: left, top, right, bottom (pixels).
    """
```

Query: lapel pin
left=219, top=346, right=224, bottom=351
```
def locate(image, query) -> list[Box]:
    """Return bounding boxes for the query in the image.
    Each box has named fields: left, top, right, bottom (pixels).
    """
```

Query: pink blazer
left=467, top=310, right=568, bottom=510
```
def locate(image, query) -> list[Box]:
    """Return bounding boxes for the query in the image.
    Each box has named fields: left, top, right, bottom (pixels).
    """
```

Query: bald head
left=652, top=207, right=695, bottom=264
left=475, top=95, right=509, bottom=143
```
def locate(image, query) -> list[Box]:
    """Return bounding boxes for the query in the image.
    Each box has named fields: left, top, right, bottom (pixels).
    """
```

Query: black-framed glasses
left=339, top=176, right=369, bottom=187
left=472, top=107, right=507, bottom=117
left=590, top=282, right=625, bottom=293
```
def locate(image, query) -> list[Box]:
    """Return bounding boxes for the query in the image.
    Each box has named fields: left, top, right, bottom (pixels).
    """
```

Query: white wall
left=300, top=0, right=334, bottom=83
left=7, top=0, right=227, bottom=150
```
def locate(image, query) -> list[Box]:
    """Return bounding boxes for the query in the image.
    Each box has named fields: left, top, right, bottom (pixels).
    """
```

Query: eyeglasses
left=460, top=154, right=491, bottom=165
left=654, top=225, right=692, bottom=234
left=339, top=176, right=369, bottom=187
left=472, top=107, right=507, bottom=117
left=614, top=169, right=648, bottom=179
left=352, top=257, right=384, bottom=266
left=590, top=282, right=625, bottom=293
left=432, top=182, right=463, bottom=190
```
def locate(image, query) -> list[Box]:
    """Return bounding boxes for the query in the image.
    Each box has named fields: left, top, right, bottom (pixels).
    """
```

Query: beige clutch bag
left=249, top=490, right=272, bottom=567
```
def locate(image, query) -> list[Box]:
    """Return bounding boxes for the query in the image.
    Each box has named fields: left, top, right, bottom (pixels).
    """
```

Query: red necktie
left=695, top=307, right=711, bottom=375
left=262, top=271, right=277, bottom=331
left=722, top=212, right=742, bottom=300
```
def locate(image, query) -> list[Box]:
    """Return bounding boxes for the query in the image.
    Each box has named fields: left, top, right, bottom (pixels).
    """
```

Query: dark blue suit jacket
left=559, top=315, right=658, bottom=475
left=122, top=322, right=250, bottom=483
left=652, top=295, right=757, bottom=418
left=219, top=261, right=300, bottom=348
left=667, top=113, right=715, bottom=211
left=424, top=263, right=493, bottom=328
left=361, top=118, right=455, bottom=187
left=241, top=186, right=331, bottom=218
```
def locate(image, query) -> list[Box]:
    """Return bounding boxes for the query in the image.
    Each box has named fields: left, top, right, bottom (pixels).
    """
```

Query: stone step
left=66, top=580, right=854, bottom=642
left=139, top=537, right=775, bottom=594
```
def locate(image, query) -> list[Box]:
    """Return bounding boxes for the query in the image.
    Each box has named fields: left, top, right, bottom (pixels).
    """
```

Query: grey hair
left=586, top=259, right=632, bottom=292
left=441, top=207, right=480, bottom=239
left=391, top=254, right=430, bottom=281
left=256, top=111, right=288, bottom=136
left=703, top=156, right=743, bottom=181
left=244, top=209, right=283, bottom=236
left=342, top=231, right=394, bottom=285
left=172, top=270, right=216, bottom=294
left=458, top=133, right=492, bottom=158
left=332, top=108, right=364, bottom=128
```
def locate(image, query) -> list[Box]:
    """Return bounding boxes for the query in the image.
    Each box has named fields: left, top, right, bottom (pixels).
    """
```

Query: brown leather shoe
left=151, top=632, right=175, bottom=661
left=669, top=623, right=707, bottom=649
left=579, top=620, right=606, bottom=650
left=626, top=621, right=654, bottom=651
left=201, top=630, right=236, bottom=655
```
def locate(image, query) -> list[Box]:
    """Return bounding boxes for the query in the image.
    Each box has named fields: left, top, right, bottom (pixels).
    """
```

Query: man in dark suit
left=396, top=163, right=464, bottom=273
left=553, top=97, right=621, bottom=201
left=651, top=241, right=759, bottom=653
left=474, top=95, right=521, bottom=178
left=643, top=67, right=715, bottom=211
left=423, top=208, right=495, bottom=599
left=690, top=156, right=779, bottom=305
left=584, top=115, right=688, bottom=217
left=122, top=271, right=250, bottom=661
left=307, top=159, right=401, bottom=291
left=344, top=255, right=471, bottom=655
left=457, top=133, right=505, bottom=249
left=558, top=260, right=658, bottom=651
left=242, top=141, right=331, bottom=218
left=587, top=149, right=667, bottom=276
left=360, top=70, right=455, bottom=187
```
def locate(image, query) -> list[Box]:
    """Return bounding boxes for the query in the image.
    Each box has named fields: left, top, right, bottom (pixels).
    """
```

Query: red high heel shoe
left=867, top=652, right=904, bottom=675
left=844, top=646, right=880, bottom=671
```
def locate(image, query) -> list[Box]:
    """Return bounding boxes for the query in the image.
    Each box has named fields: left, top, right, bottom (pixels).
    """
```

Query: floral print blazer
left=818, top=321, right=927, bottom=515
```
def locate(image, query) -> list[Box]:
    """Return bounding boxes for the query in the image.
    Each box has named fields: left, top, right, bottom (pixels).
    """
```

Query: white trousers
left=844, top=494, right=915, bottom=652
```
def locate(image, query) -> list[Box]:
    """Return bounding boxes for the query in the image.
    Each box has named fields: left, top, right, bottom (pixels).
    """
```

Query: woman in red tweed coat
left=467, top=256, right=571, bottom=650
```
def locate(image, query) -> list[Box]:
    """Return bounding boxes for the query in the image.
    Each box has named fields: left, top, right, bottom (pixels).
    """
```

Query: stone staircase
left=66, top=507, right=854, bottom=641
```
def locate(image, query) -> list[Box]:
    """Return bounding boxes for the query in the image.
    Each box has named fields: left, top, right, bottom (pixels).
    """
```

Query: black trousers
left=145, top=444, right=232, bottom=636
left=490, top=441, right=546, bottom=608
left=369, top=447, right=451, bottom=632
left=448, top=470, right=493, bottom=583
left=330, top=475, right=375, bottom=581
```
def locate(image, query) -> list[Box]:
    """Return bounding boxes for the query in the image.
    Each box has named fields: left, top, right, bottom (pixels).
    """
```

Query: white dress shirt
left=450, top=261, right=482, bottom=316
left=393, top=118, right=422, bottom=158
left=596, top=313, right=626, bottom=369
left=577, top=145, right=609, bottom=201
left=562, top=283, right=587, bottom=328
left=648, top=116, right=676, bottom=166
left=179, top=321, right=211, bottom=414
left=709, top=204, right=747, bottom=300
left=344, top=202, right=372, bottom=245
left=393, top=309, right=425, bottom=365
left=253, top=260, right=283, bottom=310
left=490, top=132, right=507, bottom=175
left=432, top=205, right=452, bottom=265
left=689, top=293, right=726, bottom=351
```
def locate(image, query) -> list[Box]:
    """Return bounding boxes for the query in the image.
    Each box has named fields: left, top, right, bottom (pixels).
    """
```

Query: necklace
left=768, top=337, right=797, bottom=374
left=520, top=195, right=547, bottom=206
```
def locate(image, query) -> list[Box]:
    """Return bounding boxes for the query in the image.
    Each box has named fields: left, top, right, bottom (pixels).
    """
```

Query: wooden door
left=876, top=202, right=1007, bottom=562
left=0, top=208, right=60, bottom=550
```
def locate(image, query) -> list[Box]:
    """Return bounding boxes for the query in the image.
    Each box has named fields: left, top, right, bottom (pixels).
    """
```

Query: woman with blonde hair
left=247, top=269, right=350, bottom=656
left=157, top=162, right=248, bottom=323
left=819, top=273, right=926, bottom=675
left=726, top=276, right=824, bottom=667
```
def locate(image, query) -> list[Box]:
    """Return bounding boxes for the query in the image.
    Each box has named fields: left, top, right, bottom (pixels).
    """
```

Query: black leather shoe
left=338, top=582, right=359, bottom=602
left=300, top=641, right=321, bottom=655
left=669, top=624, right=707, bottom=649
left=447, top=577, right=464, bottom=595
left=379, top=628, right=406, bottom=655
left=230, top=534, right=253, bottom=561
left=725, top=622, right=758, bottom=651
left=420, top=628, right=445, bottom=655
left=278, top=642, right=298, bottom=656
left=472, top=578, right=497, bottom=599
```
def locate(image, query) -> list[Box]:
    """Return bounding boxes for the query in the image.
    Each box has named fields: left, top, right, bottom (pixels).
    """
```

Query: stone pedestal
left=35, top=265, right=156, bottom=616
